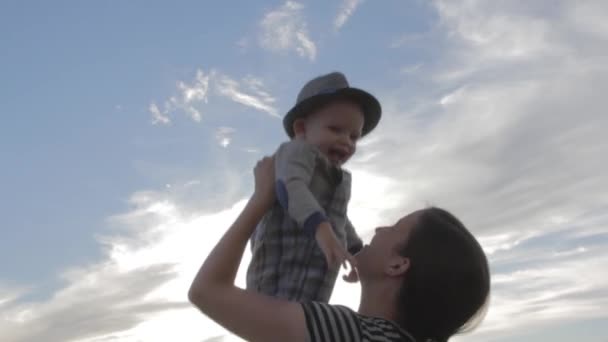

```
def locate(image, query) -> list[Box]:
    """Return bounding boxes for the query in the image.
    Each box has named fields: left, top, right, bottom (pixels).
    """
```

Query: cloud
left=215, top=127, right=236, bottom=148
left=148, top=69, right=212, bottom=124
left=0, top=185, right=255, bottom=341
left=0, top=286, right=29, bottom=309
left=362, top=0, right=608, bottom=339
left=334, top=0, right=363, bottom=30
left=458, top=226, right=608, bottom=342
left=434, top=0, right=559, bottom=62
left=0, top=263, right=187, bottom=342
left=566, top=1, right=608, bottom=38
left=390, top=32, right=429, bottom=49
left=148, top=69, right=278, bottom=124
left=149, top=103, right=170, bottom=125
left=216, top=75, right=279, bottom=117
left=258, top=1, right=317, bottom=61
left=400, top=63, right=423, bottom=74
left=174, top=69, right=212, bottom=122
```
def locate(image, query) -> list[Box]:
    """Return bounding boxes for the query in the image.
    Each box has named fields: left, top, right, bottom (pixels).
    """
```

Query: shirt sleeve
left=274, top=140, right=329, bottom=233
left=345, top=218, right=363, bottom=255
left=301, top=302, right=361, bottom=342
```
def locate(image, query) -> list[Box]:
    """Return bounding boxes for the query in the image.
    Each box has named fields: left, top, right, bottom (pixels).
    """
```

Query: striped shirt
left=246, top=140, right=363, bottom=303
left=302, top=301, right=416, bottom=342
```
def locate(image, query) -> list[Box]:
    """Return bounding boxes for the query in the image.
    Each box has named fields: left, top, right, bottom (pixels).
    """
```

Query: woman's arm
left=188, top=157, right=309, bottom=342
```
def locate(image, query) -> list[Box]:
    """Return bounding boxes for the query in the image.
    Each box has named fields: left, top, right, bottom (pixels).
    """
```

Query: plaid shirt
left=246, top=140, right=363, bottom=303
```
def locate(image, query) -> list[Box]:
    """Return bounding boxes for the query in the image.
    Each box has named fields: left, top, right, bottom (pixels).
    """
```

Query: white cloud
left=149, top=69, right=278, bottom=124
left=460, top=227, right=608, bottom=342
left=0, top=187, right=252, bottom=342
left=241, top=147, right=260, bottom=154
left=0, top=261, right=188, bottom=342
left=0, top=286, right=29, bottom=309
left=390, top=32, right=429, bottom=49
left=173, top=69, right=212, bottom=122
left=148, top=69, right=212, bottom=124
left=258, top=1, right=317, bottom=61
left=400, top=63, right=423, bottom=74
left=372, top=1, right=608, bottom=339
left=179, top=70, right=211, bottom=103
left=434, top=0, right=559, bottom=60
left=565, top=1, right=608, bottom=39
left=334, top=0, right=363, bottom=30
left=215, top=127, right=236, bottom=148
left=216, top=75, right=279, bottom=117
left=149, top=103, right=170, bottom=125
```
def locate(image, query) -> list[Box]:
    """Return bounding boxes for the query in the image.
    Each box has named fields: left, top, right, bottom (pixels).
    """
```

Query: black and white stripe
left=302, top=302, right=415, bottom=342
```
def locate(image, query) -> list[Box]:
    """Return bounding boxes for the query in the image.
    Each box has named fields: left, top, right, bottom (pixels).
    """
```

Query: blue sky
left=1, top=1, right=607, bottom=341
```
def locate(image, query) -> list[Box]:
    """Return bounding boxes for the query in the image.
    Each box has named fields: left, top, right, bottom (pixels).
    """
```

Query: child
left=246, top=71, right=382, bottom=303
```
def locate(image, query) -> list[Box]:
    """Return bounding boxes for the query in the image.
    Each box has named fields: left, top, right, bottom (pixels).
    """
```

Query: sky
left=1, top=0, right=607, bottom=341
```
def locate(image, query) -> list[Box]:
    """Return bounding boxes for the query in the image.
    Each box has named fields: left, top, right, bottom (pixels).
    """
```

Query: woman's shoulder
left=302, top=301, right=416, bottom=342
left=357, top=312, right=417, bottom=342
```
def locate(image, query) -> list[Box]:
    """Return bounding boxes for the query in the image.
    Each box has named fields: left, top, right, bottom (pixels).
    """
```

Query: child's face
left=296, top=100, right=365, bottom=166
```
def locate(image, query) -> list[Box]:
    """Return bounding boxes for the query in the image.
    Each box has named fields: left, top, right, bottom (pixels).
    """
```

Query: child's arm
left=342, top=217, right=363, bottom=283
left=274, top=140, right=329, bottom=233
left=275, top=140, right=356, bottom=270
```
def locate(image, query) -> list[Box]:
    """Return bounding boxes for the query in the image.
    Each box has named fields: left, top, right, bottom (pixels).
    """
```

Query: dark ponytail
left=396, top=207, right=490, bottom=342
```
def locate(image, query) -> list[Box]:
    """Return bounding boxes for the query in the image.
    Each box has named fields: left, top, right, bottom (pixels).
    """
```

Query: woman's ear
left=292, top=118, right=306, bottom=138
left=385, top=256, right=410, bottom=277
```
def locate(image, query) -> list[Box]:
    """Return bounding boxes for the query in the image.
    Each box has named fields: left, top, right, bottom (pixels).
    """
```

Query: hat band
left=316, top=87, right=341, bottom=95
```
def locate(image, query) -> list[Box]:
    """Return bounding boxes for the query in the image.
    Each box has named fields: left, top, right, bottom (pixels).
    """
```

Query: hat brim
left=283, top=88, right=381, bottom=138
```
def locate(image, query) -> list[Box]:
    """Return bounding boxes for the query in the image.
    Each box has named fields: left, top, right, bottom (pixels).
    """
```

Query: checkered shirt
left=246, top=140, right=363, bottom=303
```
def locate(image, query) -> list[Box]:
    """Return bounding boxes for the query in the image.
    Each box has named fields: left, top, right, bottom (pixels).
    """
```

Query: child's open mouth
left=328, top=148, right=348, bottom=163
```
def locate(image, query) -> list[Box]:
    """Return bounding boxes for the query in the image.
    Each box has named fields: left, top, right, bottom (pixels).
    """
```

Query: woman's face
left=356, top=210, right=421, bottom=279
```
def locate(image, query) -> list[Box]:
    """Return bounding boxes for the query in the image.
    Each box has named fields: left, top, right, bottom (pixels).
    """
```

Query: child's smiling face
left=294, top=100, right=365, bottom=166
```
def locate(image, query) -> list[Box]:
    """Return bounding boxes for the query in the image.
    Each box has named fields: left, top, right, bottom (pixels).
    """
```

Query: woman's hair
left=396, top=207, right=490, bottom=342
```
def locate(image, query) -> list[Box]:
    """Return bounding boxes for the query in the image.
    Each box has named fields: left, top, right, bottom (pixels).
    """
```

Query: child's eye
left=329, top=126, right=340, bottom=132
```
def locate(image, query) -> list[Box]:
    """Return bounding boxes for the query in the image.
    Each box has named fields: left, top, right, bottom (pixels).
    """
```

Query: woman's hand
left=252, top=155, right=276, bottom=210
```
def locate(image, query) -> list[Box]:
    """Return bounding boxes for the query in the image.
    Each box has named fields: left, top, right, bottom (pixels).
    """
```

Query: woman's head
left=357, top=207, right=490, bottom=342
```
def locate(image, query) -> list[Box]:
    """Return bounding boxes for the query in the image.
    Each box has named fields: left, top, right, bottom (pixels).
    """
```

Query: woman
left=189, top=157, right=490, bottom=342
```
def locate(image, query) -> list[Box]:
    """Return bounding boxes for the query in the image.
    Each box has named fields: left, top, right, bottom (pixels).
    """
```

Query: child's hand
left=342, top=268, right=359, bottom=283
left=315, top=222, right=357, bottom=271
